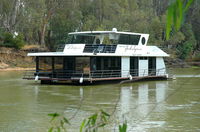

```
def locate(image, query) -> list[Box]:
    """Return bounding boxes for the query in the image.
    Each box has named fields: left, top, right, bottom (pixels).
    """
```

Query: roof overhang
left=68, top=31, right=149, bottom=36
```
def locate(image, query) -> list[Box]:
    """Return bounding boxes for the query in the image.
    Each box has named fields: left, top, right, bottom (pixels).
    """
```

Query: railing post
left=143, top=69, right=145, bottom=77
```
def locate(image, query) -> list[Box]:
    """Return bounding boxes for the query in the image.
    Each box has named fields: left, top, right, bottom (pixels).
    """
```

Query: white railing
left=23, top=68, right=168, bottom=80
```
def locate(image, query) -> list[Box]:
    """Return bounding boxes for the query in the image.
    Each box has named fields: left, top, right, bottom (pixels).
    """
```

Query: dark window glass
left=130, top=57, right=139, bottom=76
left=139, top=57, right=148, bottom=60
left=118, top=34, right=141, bottom=45
left=130, top=35, right=141, bottom=45
left=69, top=35, right=95, bottom=44
left=118, top=34, right=129, bottom=44
left=54, top=57, right=63, bottom=70
left=39, top=57, right=52, bottom=71
left=148, top=57, right=156, bottom=75
left=141, top=37, right=146, bottom=45
left=63, top=57, right=75, bottom=71
left=95, top=57, right=121, bottom=70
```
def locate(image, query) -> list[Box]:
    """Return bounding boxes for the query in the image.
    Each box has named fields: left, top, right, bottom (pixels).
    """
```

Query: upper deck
left=67, top=28, right=149, bottom=46
left=28, top=28, right=169, bottom=57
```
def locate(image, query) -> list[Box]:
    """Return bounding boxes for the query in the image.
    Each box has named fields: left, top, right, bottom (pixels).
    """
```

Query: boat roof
left=69, top=30, right=149, bottom=36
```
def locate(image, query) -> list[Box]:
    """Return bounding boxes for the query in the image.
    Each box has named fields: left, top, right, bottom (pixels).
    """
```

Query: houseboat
left=23, top=28, right=169, bottom=84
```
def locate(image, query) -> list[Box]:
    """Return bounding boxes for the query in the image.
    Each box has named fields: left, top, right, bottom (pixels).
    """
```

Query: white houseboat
left=23, top=28, right=169, bottom=84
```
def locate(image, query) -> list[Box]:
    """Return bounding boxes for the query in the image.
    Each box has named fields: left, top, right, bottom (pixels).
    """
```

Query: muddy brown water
left=0, top=68, right=200, bottom=132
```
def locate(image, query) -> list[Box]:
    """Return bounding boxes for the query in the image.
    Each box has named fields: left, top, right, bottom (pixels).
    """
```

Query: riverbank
left=0, top=46, right=47, bottom=71
left=0, top=47, right=34, bottom=70
left=0, top=67, right=35, bottom=71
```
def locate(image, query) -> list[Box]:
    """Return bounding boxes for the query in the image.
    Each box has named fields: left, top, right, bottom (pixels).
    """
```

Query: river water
left=0, top=68, right=200, bottom=132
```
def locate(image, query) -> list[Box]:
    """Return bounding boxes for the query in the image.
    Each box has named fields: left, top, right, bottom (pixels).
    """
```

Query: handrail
left=23, top=68, right=168, bottom=80
left=83, top=44, right=117, bottom=53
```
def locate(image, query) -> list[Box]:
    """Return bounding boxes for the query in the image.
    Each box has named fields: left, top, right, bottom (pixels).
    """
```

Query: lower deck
left=23, top=56, right=168, bottom=84
left=23, top=70, right=167, bottom=84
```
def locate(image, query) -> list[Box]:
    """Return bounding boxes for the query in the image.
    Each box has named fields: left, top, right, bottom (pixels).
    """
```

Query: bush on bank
left=0, top=32, right=25, bottom=49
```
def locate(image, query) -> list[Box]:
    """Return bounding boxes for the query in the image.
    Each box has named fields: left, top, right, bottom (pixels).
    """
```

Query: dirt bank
left=0, top=67, right=35, bottom=71
left=0, top=47, right=35, bottom=70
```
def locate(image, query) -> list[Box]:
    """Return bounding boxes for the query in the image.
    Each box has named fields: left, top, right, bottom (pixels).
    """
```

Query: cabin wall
left=121, top=57, right=130, bottom=77
left=156, top=57, right=166, bottom=76
left=139, top=57, right=148, bottom=77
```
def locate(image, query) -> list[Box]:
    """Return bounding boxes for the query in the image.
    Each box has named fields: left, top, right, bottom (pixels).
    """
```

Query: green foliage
left=149, top=16, right=165, bottom=45
left=48, top=110, right=128, bottom=132
left=177, top=23, right=196, bottom=59
left=166, top=0, right=194, bottom=40
left=119, top=122, right=127, bottom=132
left=166, top=31, right=185, bottom=46
left=0, top=32, right=25, bottom=49
left=0, top=0, right=199, bottom=60
left=48, top=112, right=70, bottom=132
left=80, top=110, right=110, bottom=132
left=177, top=40, right=193, bottom=59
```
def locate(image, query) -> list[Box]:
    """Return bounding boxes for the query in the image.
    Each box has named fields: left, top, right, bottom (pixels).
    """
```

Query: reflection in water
left=138, top=84, right=149, bottom=117
left=119, top=81, right=168, bottom=115
left=138, top=84, right=149, bottom=104
left=34, top=86, right=39, bottom=97
left=120, top=86, right=132, bottom=115
left=156, top=82, right=167, bottom=103
left=119, top=81, right=168, bottom=131
left=80, top=87, right=83, bottom=99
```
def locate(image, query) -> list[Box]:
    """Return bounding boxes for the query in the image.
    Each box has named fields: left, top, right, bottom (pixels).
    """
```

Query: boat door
left=139, top=57, right=148, bottom=77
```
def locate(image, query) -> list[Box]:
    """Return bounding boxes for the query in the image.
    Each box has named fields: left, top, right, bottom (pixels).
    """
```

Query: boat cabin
left=23, top=28, right=169, bottom=84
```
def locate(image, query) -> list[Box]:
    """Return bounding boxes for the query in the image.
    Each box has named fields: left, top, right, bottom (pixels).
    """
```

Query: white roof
left=68, top=30, right=149, bottom=36
left=28, top=44, right=169, bottom=57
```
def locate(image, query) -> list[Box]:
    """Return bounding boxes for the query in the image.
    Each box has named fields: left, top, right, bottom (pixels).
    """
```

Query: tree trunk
left=10, top=0, right=19, bottom=33
left=40, top=22, right=47, bottom=47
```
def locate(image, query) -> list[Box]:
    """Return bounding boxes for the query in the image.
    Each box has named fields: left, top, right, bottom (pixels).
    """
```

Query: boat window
left=101, top=36, right=118, bottom=45
left=39, top=57, right=52, bottom=71
left=67, top=35, right=95, bottom=44
left=54, top=57, right=63, bottom=70
left=139, top=57, right=148, bottom=60
left=96, top=57, right=121, bottom=70
left=118, top=34, right=141, bottom=45
left=142, top=37, right=146, bottom=45
left=76, top=57, right=90, bottom=73
left=96, top=38, right=100, bottom=44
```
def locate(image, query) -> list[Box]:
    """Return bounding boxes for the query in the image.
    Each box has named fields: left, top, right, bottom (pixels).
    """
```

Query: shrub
left=0, top=32, right=25, bottom=49
left=177, top=40, right=193, bottom=59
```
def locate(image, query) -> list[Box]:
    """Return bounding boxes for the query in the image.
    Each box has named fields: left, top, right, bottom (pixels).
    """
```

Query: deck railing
left=83, top=44, right=117, bottom=53
left=23, top=68, right=167, bottom=80
left=56, top=44, right=66, bottom=52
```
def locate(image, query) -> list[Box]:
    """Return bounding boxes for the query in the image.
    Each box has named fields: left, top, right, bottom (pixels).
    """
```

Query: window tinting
left=142, top=37, right=146, bottom=45
left=118, top=34, right=141, bottom=45
left=39, top=57, right=52, bottom=71
left=68, top=35, right=95, bottom=44
left=139, top=57, right=148, bottom=60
